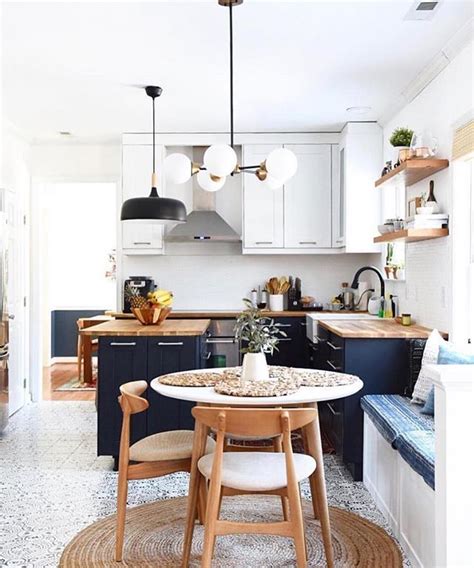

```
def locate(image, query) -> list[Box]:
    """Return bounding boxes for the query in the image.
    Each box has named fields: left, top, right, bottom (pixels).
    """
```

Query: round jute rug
left=60, top=496, right=402, bottom=567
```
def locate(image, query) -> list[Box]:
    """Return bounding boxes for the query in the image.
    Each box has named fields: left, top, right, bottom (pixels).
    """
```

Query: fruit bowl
left=132, top=307, right=172, bottom=326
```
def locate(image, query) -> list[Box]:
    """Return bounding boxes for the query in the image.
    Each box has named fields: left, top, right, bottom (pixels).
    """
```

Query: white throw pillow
left=411, top=329, right=447, bottom=404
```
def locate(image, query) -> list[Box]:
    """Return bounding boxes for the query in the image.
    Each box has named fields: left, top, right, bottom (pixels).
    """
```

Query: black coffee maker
left=123, top=276, right=155, bottom=313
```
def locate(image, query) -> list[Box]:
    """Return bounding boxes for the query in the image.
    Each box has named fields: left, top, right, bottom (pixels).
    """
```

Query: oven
left=204, top=319, right=241, bottom=368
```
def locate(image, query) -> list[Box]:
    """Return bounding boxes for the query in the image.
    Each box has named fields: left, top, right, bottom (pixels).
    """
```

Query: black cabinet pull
left=327, top=341, right=342, bottom=351
left=110, top=342, right=136, bottom=347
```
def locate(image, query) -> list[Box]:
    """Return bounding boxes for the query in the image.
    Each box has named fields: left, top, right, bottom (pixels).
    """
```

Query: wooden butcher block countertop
left=319, top=319, right=441, bottom=339
left=80, top=319, right=211, bottom=337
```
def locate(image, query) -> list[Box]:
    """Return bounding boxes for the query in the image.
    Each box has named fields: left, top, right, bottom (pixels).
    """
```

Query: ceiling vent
left=404, top=0, right=441, bottom=20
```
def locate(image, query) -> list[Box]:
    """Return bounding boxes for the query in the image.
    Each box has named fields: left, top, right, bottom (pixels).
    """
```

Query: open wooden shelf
left=374, top=228, right=449, bottom=243
left=375, top=158, right=449, bottom=188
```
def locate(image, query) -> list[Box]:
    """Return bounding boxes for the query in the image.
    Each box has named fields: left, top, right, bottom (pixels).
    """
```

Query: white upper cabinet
left=121, top=144, right=165, bottom=254
left=284, top=144, right=332, bottom=248
left=242, top=145, right=284, bottom=248
left=340, top=123, right=382, bottom=253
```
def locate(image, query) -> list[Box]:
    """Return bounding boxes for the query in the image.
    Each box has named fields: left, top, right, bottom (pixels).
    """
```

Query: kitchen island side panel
left=343, top=338, right=409, bottom=480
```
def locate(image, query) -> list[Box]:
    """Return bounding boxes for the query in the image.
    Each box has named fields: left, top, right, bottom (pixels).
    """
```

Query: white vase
left=268, top=294, right=284, bottom=311
left=241, top=352, right=270, bottom=384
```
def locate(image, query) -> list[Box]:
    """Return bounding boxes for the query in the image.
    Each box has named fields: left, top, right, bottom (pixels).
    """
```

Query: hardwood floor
left=43, top=363, right=96, bottom=401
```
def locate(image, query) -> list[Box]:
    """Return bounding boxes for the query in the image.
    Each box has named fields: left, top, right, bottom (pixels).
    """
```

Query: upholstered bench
left=360, top=394, right=434, bottom=447
left=397, top=430, right=435, bottom=491
left=362, top=393, right=436, bottom=567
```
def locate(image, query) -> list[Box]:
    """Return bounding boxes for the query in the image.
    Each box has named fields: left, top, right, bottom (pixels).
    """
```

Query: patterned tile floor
left=0, top=402, right=410, bottom=567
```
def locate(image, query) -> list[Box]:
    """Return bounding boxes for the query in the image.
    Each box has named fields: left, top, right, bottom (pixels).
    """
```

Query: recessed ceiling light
left=346, top=106, right=372, bottom=115
left=59, top=131, right=72, bottom=136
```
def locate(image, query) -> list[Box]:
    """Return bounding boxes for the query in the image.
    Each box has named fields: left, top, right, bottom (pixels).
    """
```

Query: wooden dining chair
left=115, top=381, right=215, bottom=562
left=192, top=407, right=317, bottom=568
left=76, top=319, right=98, bottom=382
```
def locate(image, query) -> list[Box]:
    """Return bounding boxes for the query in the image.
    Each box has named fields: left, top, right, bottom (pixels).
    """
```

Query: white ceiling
left=2, top=0, right=472, bottom=142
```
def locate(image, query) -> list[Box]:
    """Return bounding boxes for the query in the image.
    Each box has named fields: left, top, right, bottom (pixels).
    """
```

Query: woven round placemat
left=214, top=377, right=300, bottom=397
left=60, top=496, right=402, bottom=567
left=296, top=369, right=359, bottom=387
left=158, top=371, right=225, bottom=387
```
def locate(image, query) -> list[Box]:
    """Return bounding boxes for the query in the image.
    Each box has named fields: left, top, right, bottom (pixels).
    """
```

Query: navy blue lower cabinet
left=97, top=337, right=148, bottom=457
left=146, top=336, right=201, bottom=434
left=314, top=334, right=408, bottom=481
left=266, top=317, right=309, bottom=368
left=98, top=334, right=203, bottom=459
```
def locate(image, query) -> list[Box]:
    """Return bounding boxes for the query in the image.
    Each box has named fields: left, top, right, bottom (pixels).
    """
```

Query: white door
left=5, top=189, right=27, bottom=415
left=284, top=145, right=332, bottom=248
left=242, top=145, right=284, bottom=248
left=122, top=144, right=165, bottom=252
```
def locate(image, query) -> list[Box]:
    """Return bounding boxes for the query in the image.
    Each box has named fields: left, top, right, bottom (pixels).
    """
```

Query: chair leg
left=287, top=478, right=307, bottom=568
left=197, top=476, right=208, bottom=525
left=201, top=481, right=221, bottom=568
left=77, top=335, right=83, bottom=382
left=302, top=428, right=319, bottom=519
left=115, top=467, right=129, bottom=562
left=273, top=436, right=290, bottom=521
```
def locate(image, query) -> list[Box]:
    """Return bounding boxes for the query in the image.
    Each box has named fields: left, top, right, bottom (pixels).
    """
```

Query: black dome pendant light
left=120, top=86, right=187, bottom=223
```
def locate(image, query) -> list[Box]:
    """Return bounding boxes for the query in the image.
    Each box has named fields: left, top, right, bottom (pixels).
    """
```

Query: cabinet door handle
left=300, top=322, right=307, bottom=327
left=158, top=342, right=184, bottom=346
left=255, top=241, right=273, bottom=245
left=327, top=402, right=340, bottom=416
left=327, top=360, right=342, bottom=371
left=110, top=342, right=137, bottom=347
left=299, top=241, right=317, bottom=245
left=327, top=341, right=342, bottom=351
left=204, top=352, right=212, bottom=360
left=205, top=338, right=237, bottom=344
left=133, top=241, right=152, bottom=245
left=276, top=323, right=292, bottom=328
left=278, top=338, right=293, bottom=342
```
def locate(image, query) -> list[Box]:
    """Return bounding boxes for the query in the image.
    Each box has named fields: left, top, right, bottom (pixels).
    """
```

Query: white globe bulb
left=196, top=170, right=225, bottom=192
left=203, top=144, right=237, bottom=177
left=263, top=175, right=284, bottom=190
left=265, top=148, right=298, bottom=182
left=164, top=153, right=192, bottom=185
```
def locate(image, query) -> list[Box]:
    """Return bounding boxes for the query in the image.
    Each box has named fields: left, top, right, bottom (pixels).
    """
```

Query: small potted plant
left=234, top=298, right=286, bottom=383
left=389, top=127, right=414, bottom=163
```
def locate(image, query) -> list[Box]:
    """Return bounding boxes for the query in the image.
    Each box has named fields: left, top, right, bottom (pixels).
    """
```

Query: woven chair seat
left=129, top=430, right=215, bottom=462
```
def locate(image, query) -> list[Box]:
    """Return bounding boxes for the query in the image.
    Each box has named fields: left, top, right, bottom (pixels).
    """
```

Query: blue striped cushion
left=361, top=394, right=434, bottom=446
left=397, top=430, right=435, bottom=490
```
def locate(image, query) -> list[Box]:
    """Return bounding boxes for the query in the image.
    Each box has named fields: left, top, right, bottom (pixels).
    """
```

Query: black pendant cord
left=229, top=3, right=234, bottom=150
left=152, top=95, right=156, bottom=177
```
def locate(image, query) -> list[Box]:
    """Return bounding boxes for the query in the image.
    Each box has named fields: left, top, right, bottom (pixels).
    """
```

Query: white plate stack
left=405, top=213, right=449, bottom=230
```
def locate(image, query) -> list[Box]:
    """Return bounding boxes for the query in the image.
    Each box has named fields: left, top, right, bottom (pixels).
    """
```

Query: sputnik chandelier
left=164, top=0, right=297, bottom=192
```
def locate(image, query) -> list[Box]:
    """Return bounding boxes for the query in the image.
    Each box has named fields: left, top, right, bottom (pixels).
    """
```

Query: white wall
left=122, top=252, right=379, bottom=310
left=43, top=182, right=116, bottom=310
left=31, top=143, right=121, bottom=181
left=382, top=40, right=473, bottom=333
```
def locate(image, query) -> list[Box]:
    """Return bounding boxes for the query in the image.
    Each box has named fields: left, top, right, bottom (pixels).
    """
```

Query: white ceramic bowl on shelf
left=378, top=224, right=393, bottom=234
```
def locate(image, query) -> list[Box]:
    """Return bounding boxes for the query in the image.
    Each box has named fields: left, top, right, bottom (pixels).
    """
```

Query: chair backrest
left=119, top=380, right=149, bottom=415
left=192, top=407, right=316, bottom=438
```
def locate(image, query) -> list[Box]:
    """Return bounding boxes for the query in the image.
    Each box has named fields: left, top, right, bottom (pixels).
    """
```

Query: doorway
left=31, top=182, right=117, bottom=401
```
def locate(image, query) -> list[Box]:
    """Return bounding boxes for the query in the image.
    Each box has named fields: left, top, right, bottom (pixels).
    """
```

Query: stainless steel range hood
left=166, top=179, right=241, bottom=243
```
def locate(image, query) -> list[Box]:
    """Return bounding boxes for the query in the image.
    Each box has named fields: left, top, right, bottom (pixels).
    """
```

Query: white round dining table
left=150, top=368, right=363, bottom=568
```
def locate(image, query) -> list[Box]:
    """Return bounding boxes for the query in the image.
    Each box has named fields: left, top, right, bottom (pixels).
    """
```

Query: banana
left=148, top=290, right=173, bottom=306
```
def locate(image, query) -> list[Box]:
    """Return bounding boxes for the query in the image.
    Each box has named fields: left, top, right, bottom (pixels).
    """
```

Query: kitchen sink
left=306, top=312, right=379, bottom=342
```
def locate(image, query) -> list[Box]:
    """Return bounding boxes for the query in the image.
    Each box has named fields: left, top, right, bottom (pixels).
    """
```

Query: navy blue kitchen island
left=81, top=319, right=210, bottom=462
